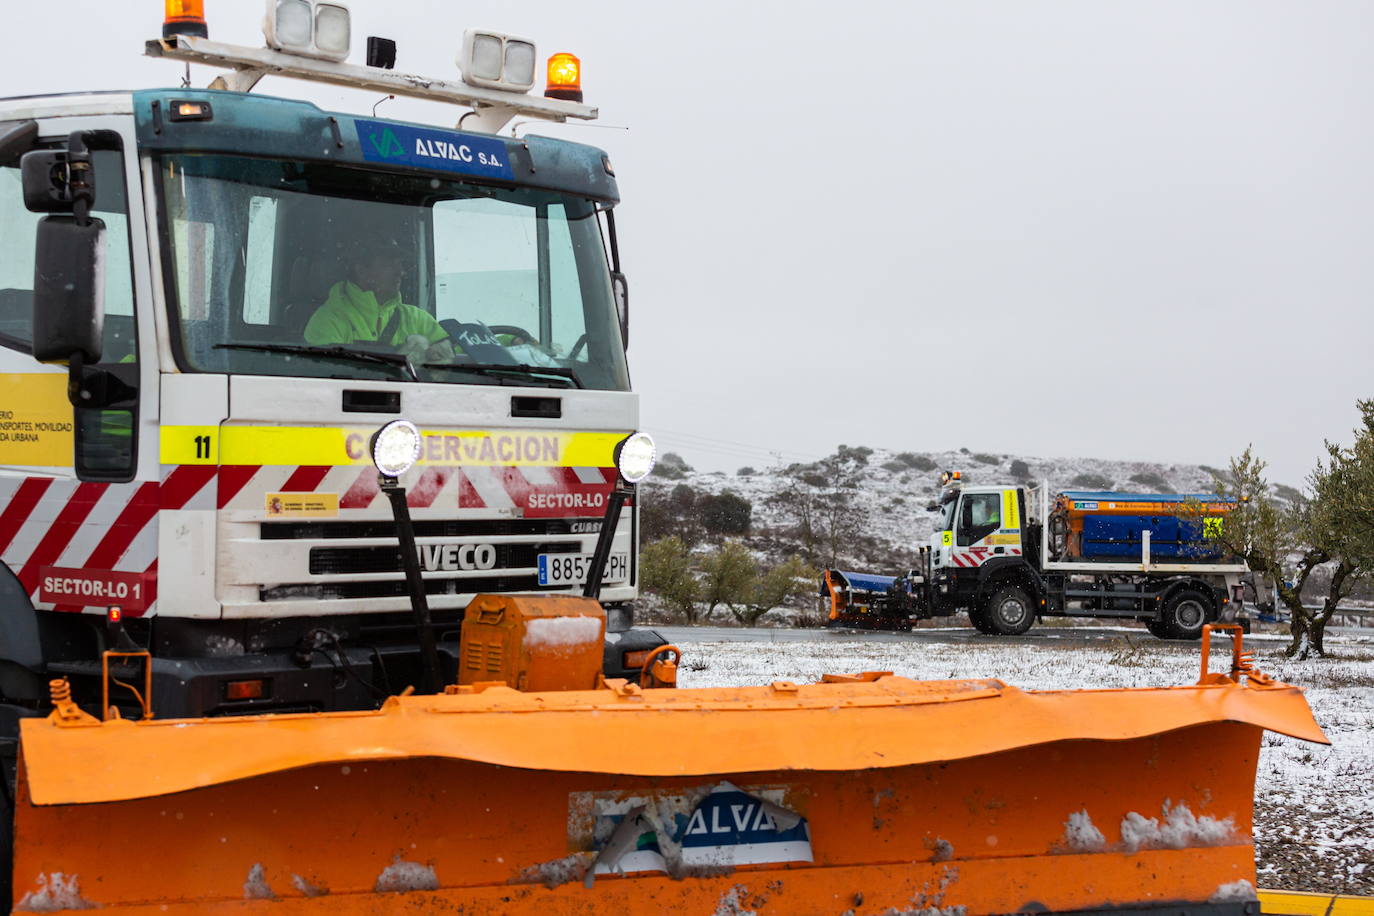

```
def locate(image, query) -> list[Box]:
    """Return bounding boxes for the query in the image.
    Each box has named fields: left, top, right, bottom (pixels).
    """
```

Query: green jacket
left=303, top=281, right=447, bottom=348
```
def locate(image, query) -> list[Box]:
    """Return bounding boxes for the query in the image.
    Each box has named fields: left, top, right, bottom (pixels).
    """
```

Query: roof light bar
left=146, top=35, right=599, bottom=129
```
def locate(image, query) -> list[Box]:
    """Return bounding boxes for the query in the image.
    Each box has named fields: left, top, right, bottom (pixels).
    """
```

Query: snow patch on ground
left=373, top=856, right=439, bottom=893
left=14, top=874, right=96, bottom=912
left=1059, top=809, right=1108, bottom=853
left=524, top=615, right=602, bottom=649
left=1119, top=802, right=1239, bottom=852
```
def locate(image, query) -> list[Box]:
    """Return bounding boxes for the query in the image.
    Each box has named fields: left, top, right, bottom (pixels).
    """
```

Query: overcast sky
left=8, top=1, right=1371, bottom=486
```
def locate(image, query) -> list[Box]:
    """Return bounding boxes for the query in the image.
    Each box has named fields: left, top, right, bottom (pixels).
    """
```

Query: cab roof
left=0, top=88, right=618, bottom=202
left=101, top=88, right=618, bottom=203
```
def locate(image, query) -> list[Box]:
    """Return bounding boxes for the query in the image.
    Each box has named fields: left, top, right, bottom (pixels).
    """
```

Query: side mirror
left=611, top=271, right=628, bottom=348
left=32, top=216, right=104, bottom=364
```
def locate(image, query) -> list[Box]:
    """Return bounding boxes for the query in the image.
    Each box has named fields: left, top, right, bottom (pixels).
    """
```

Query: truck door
left=953, top=489, right=1024, bottom=567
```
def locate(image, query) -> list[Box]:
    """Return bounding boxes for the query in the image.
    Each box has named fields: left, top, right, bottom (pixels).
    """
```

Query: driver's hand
left=423, top=339, right=455, bottom=363
left=397, top=334, right=433, bottom=363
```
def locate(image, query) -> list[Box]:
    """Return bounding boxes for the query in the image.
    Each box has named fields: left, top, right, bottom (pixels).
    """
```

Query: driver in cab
left=303, top=245, right=455, bottom=364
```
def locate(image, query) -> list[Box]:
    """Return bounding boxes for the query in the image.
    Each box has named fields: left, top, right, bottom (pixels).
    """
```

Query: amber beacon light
left=545, top=52, right=582, bottom=102
left=163, top=0, right=209, bottom=39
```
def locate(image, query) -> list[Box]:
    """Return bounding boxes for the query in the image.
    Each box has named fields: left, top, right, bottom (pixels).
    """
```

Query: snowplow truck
left=0, top=15, right=672, bottom=725
left=824, top=471, right=1246, bottom=637
left=0, top=10, right=1334, bottom=915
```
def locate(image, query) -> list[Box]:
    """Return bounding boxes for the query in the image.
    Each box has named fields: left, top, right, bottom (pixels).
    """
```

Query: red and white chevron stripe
left=218, top=464, right=619, bottom=516
left=0, top=463, right=619, bottom=617
left=948, top=546, right=1023, bottom=568
left=0, top=466, right=217, bottom=617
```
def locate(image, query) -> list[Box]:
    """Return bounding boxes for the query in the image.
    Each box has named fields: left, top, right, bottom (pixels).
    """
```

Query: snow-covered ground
left=675, top=629, right=1374, bottom=894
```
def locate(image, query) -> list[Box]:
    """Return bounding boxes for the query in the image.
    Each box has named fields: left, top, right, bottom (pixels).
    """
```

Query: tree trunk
left=1269, top=550, right=1325, bottom=659
left=1311, top=558, right=1356, bottom=657
left=1286, top=612, right=1313, bottom=660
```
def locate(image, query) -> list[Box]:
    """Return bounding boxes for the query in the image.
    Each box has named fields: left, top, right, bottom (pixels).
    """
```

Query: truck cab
left=0, top=16, right=666, bottom=725
left=923, top=475, right=1039, bottom=633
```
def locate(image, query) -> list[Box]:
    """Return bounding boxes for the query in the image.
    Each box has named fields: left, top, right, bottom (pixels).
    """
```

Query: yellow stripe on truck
left=161, top=425, right=623, bottom=467
left=1260, top=890, right=1374, bottom=916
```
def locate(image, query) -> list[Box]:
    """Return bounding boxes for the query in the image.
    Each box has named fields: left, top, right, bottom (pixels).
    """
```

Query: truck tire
left=1161, top=589, right=1211, bottom=640
left=983, top=585, right=1035, bottom=636
left=967, top=605, right=996, bottom=635
left=1145, top=620, right=1172, bottom=639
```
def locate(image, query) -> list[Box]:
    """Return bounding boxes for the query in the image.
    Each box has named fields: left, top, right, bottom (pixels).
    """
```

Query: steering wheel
left=488, top=324, right=539, bottom=346
left=568, top=333, right=588, bottom=361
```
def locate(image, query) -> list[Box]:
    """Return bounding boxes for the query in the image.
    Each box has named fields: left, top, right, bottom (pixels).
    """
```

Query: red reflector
left=225, top=679, right=264, bottom=701
left=623, top=650, right=652, bottom=669
left=107, top=606, right=122, bottom=623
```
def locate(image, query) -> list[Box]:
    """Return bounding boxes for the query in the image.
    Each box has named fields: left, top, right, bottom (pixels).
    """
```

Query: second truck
left=824, top=470, right=1247, bottom=637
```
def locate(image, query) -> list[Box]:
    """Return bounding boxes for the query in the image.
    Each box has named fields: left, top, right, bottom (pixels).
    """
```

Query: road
left=652, top=623, right=1161, bottom=649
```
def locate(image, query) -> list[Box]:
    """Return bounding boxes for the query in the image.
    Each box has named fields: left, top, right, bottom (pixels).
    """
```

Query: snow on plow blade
left=12, top=662, right=1325, bottom=913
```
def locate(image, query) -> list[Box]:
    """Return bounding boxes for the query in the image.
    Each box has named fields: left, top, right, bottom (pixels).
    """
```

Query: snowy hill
left=642, top=446, right=1238, bottom=569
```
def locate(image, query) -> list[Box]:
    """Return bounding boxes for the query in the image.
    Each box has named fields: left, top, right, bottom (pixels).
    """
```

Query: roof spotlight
left=459, top=30, right=537, bottom=92
left=263, top=0, right=351, bottom=62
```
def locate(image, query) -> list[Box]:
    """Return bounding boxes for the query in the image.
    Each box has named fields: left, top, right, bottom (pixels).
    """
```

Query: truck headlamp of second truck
left=615, top=433, right=656, bottom=484
left=371, top=420, right=422, bottom=479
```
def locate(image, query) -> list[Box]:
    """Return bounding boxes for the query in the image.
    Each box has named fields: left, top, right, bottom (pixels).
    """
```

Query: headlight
left=614, top=432, right=656, bottom=484
left=370, top=420, right=422, bottom=478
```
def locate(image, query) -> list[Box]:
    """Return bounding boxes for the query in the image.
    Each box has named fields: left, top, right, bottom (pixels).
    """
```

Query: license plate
left=538, top=553, right=628, bottom=586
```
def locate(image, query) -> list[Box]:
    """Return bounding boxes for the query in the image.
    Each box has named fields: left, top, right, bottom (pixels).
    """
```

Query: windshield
left=936, top=494, right=957, bottom=532
left=159, top=153, right=629, bottom=390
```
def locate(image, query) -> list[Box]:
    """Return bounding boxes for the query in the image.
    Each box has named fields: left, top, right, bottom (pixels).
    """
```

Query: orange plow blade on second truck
left=11, top=631, right=1326, bottom=915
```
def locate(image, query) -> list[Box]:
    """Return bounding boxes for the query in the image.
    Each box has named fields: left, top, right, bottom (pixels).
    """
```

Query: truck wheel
left=1145, top=620, right=1172, bottom=639
left=1161, top=589, right=1211, bottom=640
left=967, top=605, right=996, bottom=635
left=984, top=586, right=1035, bottom=636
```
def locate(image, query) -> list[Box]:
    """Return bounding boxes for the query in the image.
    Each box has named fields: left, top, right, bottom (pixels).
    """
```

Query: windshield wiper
left=423, top=362, right=583, bottom=389
left=214, top=343, right=419, bottom=381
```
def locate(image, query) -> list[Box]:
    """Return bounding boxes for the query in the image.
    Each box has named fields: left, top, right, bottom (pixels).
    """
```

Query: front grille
left=261, top=574, right=548, bottom=602
left=308, top=541, right=578, bottom=576
left=262, top=518, right=602, bottom=540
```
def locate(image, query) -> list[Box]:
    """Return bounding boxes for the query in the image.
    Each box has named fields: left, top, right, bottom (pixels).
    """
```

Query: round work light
left=614, top=432, right=656, bottom=484
left=370, top=420, right=423, bottom=478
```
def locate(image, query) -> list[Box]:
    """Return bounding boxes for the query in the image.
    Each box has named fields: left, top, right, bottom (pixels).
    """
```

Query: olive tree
left=1212, top=413, right=1374, bottom=658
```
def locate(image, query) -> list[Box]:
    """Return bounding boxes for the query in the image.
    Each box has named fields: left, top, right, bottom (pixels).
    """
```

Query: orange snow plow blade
left=12, top=634, right=1326, bottom=914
